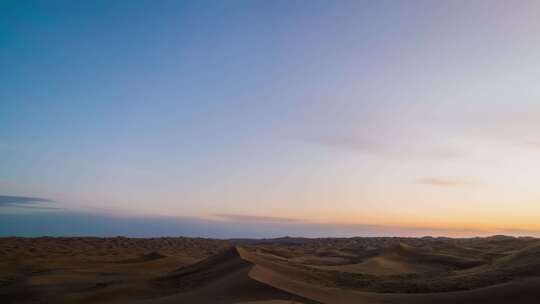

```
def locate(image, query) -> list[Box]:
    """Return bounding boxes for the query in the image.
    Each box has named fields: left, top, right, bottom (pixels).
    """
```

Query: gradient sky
left=2, top=0, right=540, bottom=237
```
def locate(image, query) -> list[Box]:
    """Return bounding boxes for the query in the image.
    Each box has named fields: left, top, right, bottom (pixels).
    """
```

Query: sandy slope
left=313, top=254, right=437, bottom=275
left=0, top=237, right=229, bottom=303
left=249, top=266, right=540, bottom=304
left=140, top=247, right=318, bottom=304
left=2, top=236, right=540, bottom=303
left=239, top=246, right=540, bottom=304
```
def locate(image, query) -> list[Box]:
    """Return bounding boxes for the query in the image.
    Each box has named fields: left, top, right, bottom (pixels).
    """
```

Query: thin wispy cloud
left=0, top=195, right=59, bottom=211
left=416, top=177, right=478, bottom=188
left=214, top=213, right=302, bottom=224
left=306, top=134, right=383, bottom=155
left=306, top=134, right=464, bottom=160
left=526, top=141, right=540, bottom=149
left=455, top=106, right=540, bottom=148
left=425, top=148, right=465, bottom=159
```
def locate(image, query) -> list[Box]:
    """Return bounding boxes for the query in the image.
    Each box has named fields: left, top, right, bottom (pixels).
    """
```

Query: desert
left=3, top=1, right=540, bottom=303
left=2, top=235, right=540, bottom=303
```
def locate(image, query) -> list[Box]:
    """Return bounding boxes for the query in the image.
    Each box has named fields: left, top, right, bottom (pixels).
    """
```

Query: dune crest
left=2, top=236, right=540, bottom=303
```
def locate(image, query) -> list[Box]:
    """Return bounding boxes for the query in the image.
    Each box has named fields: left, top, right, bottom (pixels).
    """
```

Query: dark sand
left=2, top=236, right=540, bottom=303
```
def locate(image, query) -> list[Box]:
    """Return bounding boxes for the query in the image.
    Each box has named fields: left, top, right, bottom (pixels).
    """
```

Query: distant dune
left=2, top=236, right=540, bottom=303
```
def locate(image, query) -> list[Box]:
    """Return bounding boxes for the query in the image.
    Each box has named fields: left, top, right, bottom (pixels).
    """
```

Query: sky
left=2, top=0, right=540, bottom=238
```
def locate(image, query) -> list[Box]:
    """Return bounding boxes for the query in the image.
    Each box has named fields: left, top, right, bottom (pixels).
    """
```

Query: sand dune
left=144, top=247, right=317, bottom=304
left=313, top=254, right=432, bottom=275
left=2, top=236, right=540, bottom=303
left=240, top=242, right=540, bottom=304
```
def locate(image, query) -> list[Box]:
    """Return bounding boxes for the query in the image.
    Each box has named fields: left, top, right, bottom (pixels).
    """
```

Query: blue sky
left=2, top=0, right=540, bottom=237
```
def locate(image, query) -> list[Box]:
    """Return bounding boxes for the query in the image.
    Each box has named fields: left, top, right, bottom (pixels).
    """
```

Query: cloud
left=457, top=106, right=540, bottom=148
left=526, top=141, right=540, bottom=149
left=416, top=177, right=478, bottom=188
left=214, top=213, right=302, bottom=223
left=0, top=195, right=58, bottom=210
left=306, top=134, right=464, bottom=160
left=424, top=148, right=465, bottom=159
left=307, top=135, right=383, bottom=155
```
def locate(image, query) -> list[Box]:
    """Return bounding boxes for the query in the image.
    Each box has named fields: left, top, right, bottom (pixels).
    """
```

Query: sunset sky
left=2, top=0, right=540, bottom=237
